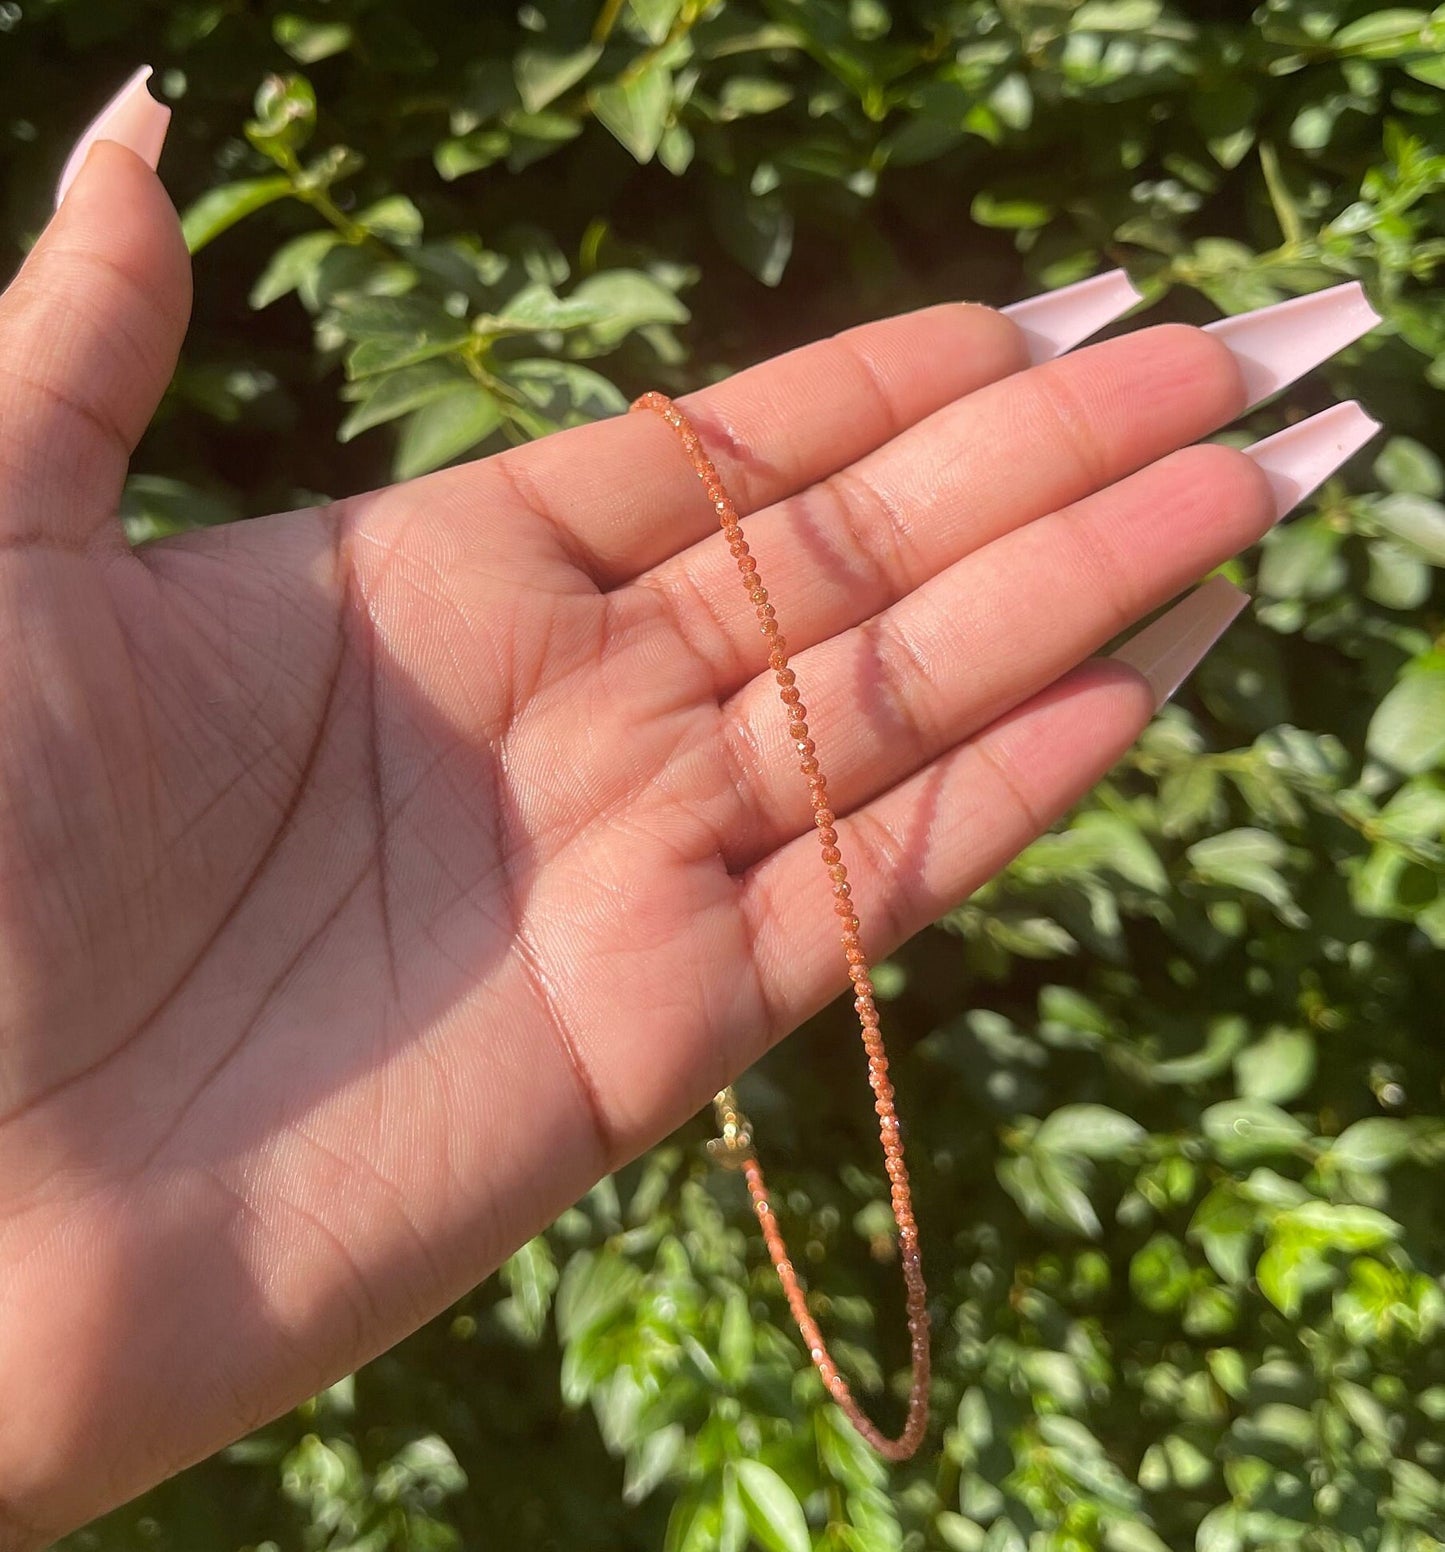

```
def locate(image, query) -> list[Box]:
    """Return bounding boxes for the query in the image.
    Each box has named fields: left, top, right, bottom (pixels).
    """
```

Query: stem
left=591, top=0, right=627, bottom=46
left=270, top=144, right=379, bottom=250
left=1260, top=141, right=1305, bottom=250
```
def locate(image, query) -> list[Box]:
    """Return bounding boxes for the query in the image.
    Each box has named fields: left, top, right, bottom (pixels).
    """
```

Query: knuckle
left=1168, top=439, right=1279, bottom=530
left=1021, top=366, right=1115, bottom=490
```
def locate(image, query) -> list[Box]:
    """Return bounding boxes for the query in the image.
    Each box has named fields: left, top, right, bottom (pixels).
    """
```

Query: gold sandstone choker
left=631, top=392, right=930, bottom=1462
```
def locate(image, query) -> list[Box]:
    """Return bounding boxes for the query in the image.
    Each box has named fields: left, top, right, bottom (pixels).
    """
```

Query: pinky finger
left=738, top=578, right=1248, bottom=1045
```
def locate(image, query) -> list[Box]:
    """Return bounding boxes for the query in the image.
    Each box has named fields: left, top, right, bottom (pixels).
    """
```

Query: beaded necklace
left=631, top=392, right=930, bottom=1461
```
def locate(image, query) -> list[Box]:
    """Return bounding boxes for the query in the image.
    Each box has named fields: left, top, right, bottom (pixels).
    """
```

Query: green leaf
left=999, top=1153, right=1102, bottom=1238
left=1190, top=1185, right=1256, bottom=1285
left=339, top=359, right=472, bottom=441
left=630, top=0, right=685, bottom=44
left=497, top=1235, right=558, bottom=1343
left=970, top=191, right=1052, bottom=230
left=592, top=63, right=674, bottom=162
left=1130, top=1232, right=1193, bottom=1313
left=499, top=360, right=628, bottom=433
left=355, top=195, right=423, bottom=244
left=503, top=109, right=583, bottom=170
left=1367, top=661, right=1445, bottom=775
left=248, top=72, right=317, bottom=155
left=733, top=1462, right=809, bottom=1552
left=1332, top=9, right=1430, bottom=55
left=816, top=1405, right=887, bottom=1489
left=1073, top=0, right=1163, bottom=28
left=1235, top=1028, right=1316, bottom=1105
left=566, top=267, right=690, bottom=346
left=181, top=176, right=293, bottom=253
left=1159, top=763, right=1223, bottom=837
left=1277, top=1200, right=1402, bottom=1251
left=936, top=1515, right=987, bottom=1552
left=249, top=230, right=340, bottom=308
left=1324, top=1118, right=1420, bottom=1172
left=719, top=75, right=794, bottom=118
left=1195, top=1504, right=1244, bottom=1552
left=717, top=1288, right=753, bottom=1385
left=392, top=387, right=504, bottom=480
left=1200, top=1100, right=1310, bottom=1165
left=1104, top=1524, right=1171, bottom=1552
left=515, top=45, right=602, bottom=113
left=1152, top=1016, right=1249, bottom=1085
left=273, top=13, right=353, bottom=63
left=1368, top=540, right=1433, bottom=610
left=1375, top=436, right=1444, bottom=498
left=555, top=1247, right=643, bottom=1345
left=712, top=185, right=794, bottom=286
left=435, top=130, right=512, bottom=180
left=1187, top=828, right=1305, bottom=925
left=1035, top=1104, right=1146, bottom=1159
left=1404, top=53, right=1445, bottom=86
left=1256, top=1235, right=1313, bottom=1317
left=1020, top=811, right=1168, bottom=892
left=665, top=1492, right=723, bottom=1552
left=623, top=1423, right=685, bottom=1504
left=1258, top=516, right=1347, bottom=599
left=1373, top=494, right=1445, bottom=563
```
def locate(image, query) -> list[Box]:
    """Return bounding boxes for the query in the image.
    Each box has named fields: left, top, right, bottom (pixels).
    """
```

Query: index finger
left=488, top=270, right=1140, bottom=587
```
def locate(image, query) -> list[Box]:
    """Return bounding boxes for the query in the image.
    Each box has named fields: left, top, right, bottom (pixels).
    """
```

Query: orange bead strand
left=631, top=391, right=930, bottom=1462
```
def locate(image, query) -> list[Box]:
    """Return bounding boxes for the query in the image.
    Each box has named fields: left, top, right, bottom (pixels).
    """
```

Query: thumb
left=0, top=68, right=190, bottom=551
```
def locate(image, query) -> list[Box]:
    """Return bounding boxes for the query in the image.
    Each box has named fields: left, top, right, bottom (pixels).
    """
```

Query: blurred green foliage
left=4, top=0, right=1445, bottom=1547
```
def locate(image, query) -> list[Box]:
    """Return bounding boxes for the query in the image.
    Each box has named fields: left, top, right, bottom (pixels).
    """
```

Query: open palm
left=0, top=141, right=1377, bottom=1546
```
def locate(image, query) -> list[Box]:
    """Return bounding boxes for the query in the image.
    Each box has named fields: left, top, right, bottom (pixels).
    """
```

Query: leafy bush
left=4, top=0, right=1444, bottom=1548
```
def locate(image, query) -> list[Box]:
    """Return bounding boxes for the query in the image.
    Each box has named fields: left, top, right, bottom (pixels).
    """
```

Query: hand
left=0, top=127, right=1377, bottom=1545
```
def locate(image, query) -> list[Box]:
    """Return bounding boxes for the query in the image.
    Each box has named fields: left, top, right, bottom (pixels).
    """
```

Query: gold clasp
left=706, top=1085, right=754, bottom=1169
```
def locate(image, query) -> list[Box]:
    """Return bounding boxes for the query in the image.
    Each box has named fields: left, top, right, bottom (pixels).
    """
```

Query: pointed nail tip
left=1245, top=400, right=1384, bottom=518
left=1205, top=283, right=1384, bottom=408
left=1111, top=578, right=1249, bottom=709
left=54, top=65, right=167, bottom=209
left=1005, top=268, right=1143, bottom=364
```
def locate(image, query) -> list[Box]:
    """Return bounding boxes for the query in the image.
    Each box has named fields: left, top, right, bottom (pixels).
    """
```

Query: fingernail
left=55, top=65, right=171, bottom=208
left=1002, top=269, right=1143, bottom=365
left=1110, top=576, right=1249, bottom=710
left=1205, top=282, right=1381, bottom=408
left=1246, top=401, right=1381, bottom=520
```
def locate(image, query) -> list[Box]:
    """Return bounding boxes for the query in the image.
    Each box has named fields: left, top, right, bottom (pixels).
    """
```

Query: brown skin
left=0, top=143, right=1271, bottom=1544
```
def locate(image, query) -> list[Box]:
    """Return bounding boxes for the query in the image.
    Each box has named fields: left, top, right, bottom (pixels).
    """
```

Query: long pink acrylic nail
left=1246, top=401, right=1381, bottom=519
left=1205, top=282, right=1381, bottom=408
left=1110, top=576, right=1249, bottom=709
left=1003, top=269, right=1143, bottom=365
left=55, top=65, right=171, bottom=208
